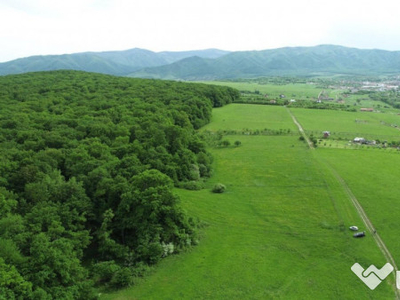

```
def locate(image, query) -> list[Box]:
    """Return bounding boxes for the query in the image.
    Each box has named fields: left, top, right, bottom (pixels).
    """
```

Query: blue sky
left=1, top=0, right=400, bottom=62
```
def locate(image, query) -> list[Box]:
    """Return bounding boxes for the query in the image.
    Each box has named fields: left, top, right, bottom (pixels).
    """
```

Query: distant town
left=308, top=76, right=400, bottom=93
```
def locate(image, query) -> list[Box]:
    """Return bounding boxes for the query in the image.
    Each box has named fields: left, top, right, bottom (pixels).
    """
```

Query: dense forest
left=0, top=70, right=239, bottom=299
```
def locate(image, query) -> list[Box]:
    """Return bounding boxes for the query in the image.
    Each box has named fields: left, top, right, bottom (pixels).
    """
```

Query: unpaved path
left=329, top=166, right=399, bottom=299
left=287, top=107, right=399, bottom=299
left=286, top=107, right=314, bottom=149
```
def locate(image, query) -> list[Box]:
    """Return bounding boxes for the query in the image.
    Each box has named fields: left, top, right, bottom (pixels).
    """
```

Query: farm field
left=206, top=80, right=393, bottom=111
left=201, top=104, right=298, bottom=132
left=316, top=148, right=400, bottom=264
left=104, top=104, right=396, bottom=299
left=291, top=108, right=400, bottom=141
left=205, top=81, right=321, bottom=100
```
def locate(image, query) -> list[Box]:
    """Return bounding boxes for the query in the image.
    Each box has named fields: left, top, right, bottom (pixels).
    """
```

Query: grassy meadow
left=205, top=81, right=321, bottom=100
left=291, top=108, right=400, bottom=141
left=316, top=149, right=400, bottom=263
left=205, top=80, right=394, bottom=112
left=104, top=104, right=396, bottom=299
left=202, top=104, right=298, bottom=132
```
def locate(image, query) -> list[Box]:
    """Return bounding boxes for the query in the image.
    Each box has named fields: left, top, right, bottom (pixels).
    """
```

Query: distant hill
left=2, top=45, right=400, bottom=79
left=130, top=45, right=400, bottom=79
left=0, top=48, right=230, bottom=76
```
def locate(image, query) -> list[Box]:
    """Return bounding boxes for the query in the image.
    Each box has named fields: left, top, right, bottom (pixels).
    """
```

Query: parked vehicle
left=353, top=231, right=366, bottom=238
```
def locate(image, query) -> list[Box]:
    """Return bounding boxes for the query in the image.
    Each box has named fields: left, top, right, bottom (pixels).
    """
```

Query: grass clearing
left=103, top=104, right=395, bottom=299
left=202, top=104, right=298, bottom=132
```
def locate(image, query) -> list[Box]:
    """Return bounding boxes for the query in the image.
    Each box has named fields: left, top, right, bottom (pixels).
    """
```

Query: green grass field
left=205, top=81, right=394, bottom=112
left=103, top=104, right=396, bottom=299
left=316, top=148, right=400, bottom=264
left=204, top=81, right=321, bottom=100
left=291, top=108, right=400, bottom=141
left=202, top=104, right=298, bottom=132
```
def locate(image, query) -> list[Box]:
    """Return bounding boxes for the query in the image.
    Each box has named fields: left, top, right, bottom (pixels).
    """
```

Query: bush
left=110, top=267, right=134, bottom=289
left=188, top=164, right=200, bottom=181
left=181, top=181, right=204, bottom=190
left=198, top=164, right=209, bottom=177
left=212, top=183, right=226, bottom=193
left=162, top=242, right=175, bottom=257
left=130, top=261, right=151, bottom=277
left=220, top=140, right=230, bottom=147
left=92, top=261, right=121, bottom=285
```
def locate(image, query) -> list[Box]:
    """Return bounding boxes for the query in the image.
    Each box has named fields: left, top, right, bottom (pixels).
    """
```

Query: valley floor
left=104, top=104, right=399, bottom=299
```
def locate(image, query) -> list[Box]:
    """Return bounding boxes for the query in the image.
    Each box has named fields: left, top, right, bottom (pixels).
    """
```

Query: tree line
left=0, top=70, right=239, bottom=299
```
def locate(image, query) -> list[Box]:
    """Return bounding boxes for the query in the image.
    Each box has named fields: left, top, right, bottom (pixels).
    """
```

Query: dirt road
left=287, top=107, right=399, bottom=298
left=286, top=107, right=314, bottom=149
left=330, top=166, right=399, bottom=299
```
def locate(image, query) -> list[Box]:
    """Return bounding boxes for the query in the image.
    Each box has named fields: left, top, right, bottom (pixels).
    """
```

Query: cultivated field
left=104, top=104, right=396, bottom=299
left=202, top=104, right=298, bottom=132
left=316, top=149, right=400, bottom=264
left=206, top=81, right=321, bottom=100
left=292, top=108, right=400, bottom=141
left=206, top=80, right=393, bottom=111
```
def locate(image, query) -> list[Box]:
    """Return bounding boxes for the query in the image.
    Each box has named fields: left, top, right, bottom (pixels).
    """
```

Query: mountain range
left=1, top=45, right=400, bottom=79
left=0, top=48, right=229, bottom=77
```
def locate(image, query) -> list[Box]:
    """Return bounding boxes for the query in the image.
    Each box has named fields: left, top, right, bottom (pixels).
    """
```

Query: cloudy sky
left=1, top=0, right=399, bottom=62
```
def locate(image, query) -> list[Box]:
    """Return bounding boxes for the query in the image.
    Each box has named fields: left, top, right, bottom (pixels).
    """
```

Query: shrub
left=220, top=140, right=230, bottom=147
left=110, top=267, right=134, bottom=289
left=130, top=261, right=151, bottom=277
left=198, top=164, right=209, bottom=177
left=212, top=183, right=226, bottom=193
left=188, top=164, right=200, bottom=181
left=162, top=242, right=175, bottom=257
left=181, top=181, right=204, bottom=190
left=92, top=260, right=121, bottom=285
left=234, top=140, right=242, bottom=147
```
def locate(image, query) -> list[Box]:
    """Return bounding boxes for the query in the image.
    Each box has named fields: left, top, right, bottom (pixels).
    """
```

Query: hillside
left=130, top=45, right=400, bottom=79
left=0, top=48, right=230, bottom=76
left=2, top=45, right=400, bottom=79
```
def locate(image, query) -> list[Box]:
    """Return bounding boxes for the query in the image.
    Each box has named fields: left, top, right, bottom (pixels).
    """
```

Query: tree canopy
left=0, top=70, right=239, bottom=298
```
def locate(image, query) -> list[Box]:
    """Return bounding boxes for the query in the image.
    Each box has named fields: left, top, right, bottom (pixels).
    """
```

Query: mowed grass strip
left=104, top=104, right=393, bottom=299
